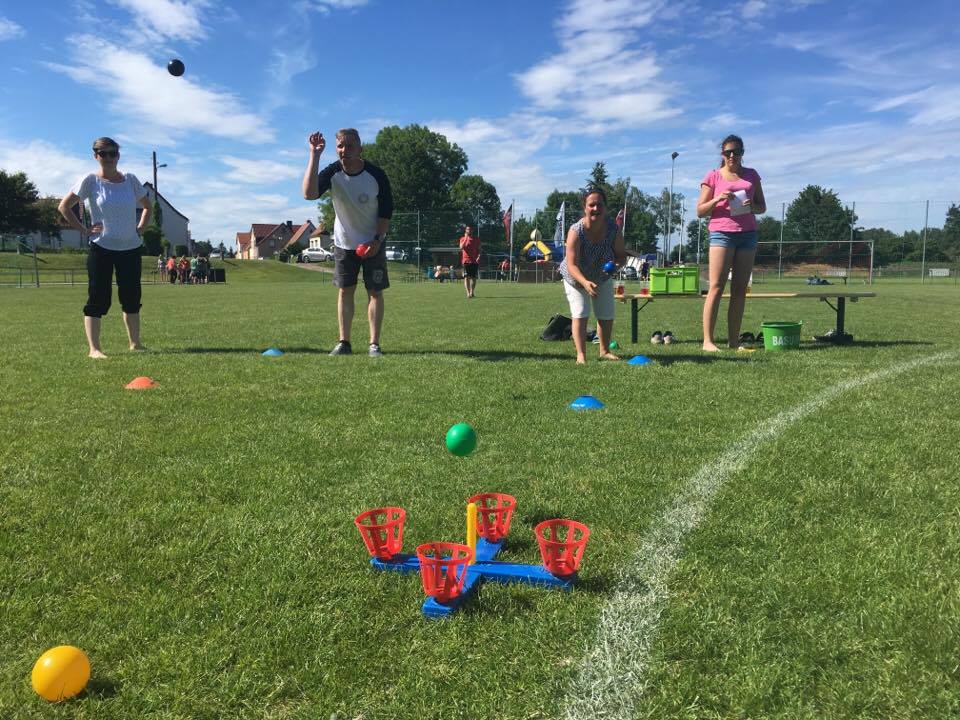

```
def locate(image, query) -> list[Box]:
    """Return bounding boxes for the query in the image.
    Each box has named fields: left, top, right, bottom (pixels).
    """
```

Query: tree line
left=3, top=128, right=958, bottom=266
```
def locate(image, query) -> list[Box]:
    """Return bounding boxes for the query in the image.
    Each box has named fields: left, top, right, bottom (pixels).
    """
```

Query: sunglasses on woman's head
left=722, top=148, right=744, bottom=158
left=95, top=150, right=119, bottom=158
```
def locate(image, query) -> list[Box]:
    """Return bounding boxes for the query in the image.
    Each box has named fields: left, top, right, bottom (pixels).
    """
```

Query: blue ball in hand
left=603, top=261, right=616, bottom=274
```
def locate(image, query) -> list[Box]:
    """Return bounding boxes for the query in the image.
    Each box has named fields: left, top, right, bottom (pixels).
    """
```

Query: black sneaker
left=368, top=343, right=383, bottom=358
left=329, top=340, right=352, bottom=356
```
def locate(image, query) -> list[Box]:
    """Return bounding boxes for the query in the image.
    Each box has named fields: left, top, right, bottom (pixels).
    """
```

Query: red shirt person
left=458, top=226, right=481, bottom=298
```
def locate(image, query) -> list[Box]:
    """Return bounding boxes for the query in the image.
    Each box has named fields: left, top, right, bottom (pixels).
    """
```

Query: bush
left=141, top=225, right=164, bottom=256
left=174, top=244, right=188, bottom=256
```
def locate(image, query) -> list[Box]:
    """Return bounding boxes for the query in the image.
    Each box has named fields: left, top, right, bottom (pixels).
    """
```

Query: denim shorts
left=709, top=230, right=758, bottom=250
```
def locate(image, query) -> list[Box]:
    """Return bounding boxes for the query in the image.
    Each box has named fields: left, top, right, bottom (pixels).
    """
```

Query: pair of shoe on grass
left=651, top=330, right=675, bottom=345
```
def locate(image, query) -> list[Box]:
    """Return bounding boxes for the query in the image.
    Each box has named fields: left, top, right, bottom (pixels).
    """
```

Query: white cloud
left=0, top=16, right=25, bottom=41
left=742, top=0, right=767, bottom=18
left=0, top=139, right=92, bottom=197
left=107, top=0, right=206, bottom=42
left=304, top=0, right=371, bottom=13
left=871, top=86, right=960, bottom=126
left=47, top=36, right=273, bottom=144
left=515, top=0, right=678, bottom=130
left=221, top=156, right=301, bottom=184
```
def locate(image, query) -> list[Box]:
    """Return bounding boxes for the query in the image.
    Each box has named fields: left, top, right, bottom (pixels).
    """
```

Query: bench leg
left=631, top=298, right=638, bottom=344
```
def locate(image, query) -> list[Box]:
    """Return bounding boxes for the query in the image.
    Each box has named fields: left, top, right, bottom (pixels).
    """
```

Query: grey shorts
left=333, top=244, right=390, bottom=291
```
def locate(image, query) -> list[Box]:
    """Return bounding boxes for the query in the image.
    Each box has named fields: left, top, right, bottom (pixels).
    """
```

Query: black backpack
left=540, top=314, right=572, bottom=341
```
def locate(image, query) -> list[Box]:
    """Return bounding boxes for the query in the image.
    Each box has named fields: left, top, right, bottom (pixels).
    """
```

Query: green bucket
left=761, top=321, right=802, bottom=351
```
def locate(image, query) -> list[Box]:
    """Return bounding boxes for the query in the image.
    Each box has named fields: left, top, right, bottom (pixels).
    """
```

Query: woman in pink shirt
left=697, top=134, right=767, bottom=351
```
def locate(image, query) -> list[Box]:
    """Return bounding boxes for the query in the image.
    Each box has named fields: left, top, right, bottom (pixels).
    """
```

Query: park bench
left=619, top=290, right=876, bottom=344
left=824, top=268, right=849, bottom=285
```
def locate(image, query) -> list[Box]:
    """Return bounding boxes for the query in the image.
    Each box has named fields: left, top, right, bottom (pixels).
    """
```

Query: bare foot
left=130, top=344, right=148, bottom=352
left=702, top=343, right=721, bottom=352
left=89, top=349, right=108, bottom=359
left=599, top=352, right=621, bottom=361
left=576, top=355, right=587, bottom=365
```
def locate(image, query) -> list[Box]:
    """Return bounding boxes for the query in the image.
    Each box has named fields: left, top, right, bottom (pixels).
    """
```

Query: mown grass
left=1, top=266, right=958, bottom=719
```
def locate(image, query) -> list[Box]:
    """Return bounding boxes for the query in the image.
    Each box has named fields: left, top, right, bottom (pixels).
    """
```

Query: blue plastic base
left=368, top=537, right=575, bottom=618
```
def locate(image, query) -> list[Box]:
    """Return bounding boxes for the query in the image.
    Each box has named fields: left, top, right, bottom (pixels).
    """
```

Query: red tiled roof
left=251, top=223, right=281, bottom=240
left=310, top=226, right=330, bottom=238
left=286, top=221, right=315, bottom=248
left=236, top=231, right=251, bottom=249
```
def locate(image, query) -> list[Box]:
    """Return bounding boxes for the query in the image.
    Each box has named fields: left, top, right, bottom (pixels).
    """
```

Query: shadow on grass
left=166, top=346, right=329, bottom=355
left=84, top=676, right=121, bottom=699
left=387, top=349, right=570, bottom=362
left=801, top=339, right=934, bottom=350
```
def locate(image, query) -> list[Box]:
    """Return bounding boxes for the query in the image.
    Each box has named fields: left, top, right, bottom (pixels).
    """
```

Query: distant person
left=640, top=258, right=650, bottom=281
left=458, top=225, right=481, bottom=298
left=558, top=187, right=626, bottom=364
left=166, top=255, right=176, bottom=284
left=498, top=258, right=510, bottom=282
left=435, top=264, right=446, bottom=283
left=189, top=254, right=199, bottom=284
left=156, top=255, right=166, bottom=281
left=58, top=136, right=150, bottom=358
left=697, top=134, right=766, bottom=351
left=177, top=255, right=189, bottom=284
left=303, top=128, right=394, bottom=357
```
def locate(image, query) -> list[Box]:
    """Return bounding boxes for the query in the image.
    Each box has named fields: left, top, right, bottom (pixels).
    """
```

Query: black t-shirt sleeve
left=366, top=162, right=394, bottom=219
left=316, top=161, right=341, bottom=197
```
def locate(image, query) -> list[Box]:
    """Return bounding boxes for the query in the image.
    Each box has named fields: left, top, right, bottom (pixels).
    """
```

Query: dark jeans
left=84, top=244, right=142, bottom=317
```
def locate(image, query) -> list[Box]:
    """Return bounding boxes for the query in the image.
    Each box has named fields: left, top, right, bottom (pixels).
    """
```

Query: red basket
left=415, top=542, right=474, bottom=604
left=467, top=492, right=516, bottom=543
left=535, top=519, right=590, bottom=577
left=354, top=507, right=406, bottom=560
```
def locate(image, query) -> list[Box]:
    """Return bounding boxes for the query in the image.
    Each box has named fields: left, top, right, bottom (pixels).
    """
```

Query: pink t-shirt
left=701, top=167, right=761, bottom=233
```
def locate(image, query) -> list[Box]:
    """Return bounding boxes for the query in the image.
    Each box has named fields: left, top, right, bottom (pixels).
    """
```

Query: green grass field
left=2, top=263, right=958, bottom=719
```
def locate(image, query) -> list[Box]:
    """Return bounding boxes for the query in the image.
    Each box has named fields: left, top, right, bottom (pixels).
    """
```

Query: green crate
left=650, top=266, right=700, bottom=295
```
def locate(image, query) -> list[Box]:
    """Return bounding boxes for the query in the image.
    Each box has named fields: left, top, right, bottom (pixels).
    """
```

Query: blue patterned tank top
left=559, top=217, right=617, bottom=287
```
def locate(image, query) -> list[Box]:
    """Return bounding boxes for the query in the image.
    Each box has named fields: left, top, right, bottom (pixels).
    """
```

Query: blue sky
left=1, top=0, right=958, bottom=245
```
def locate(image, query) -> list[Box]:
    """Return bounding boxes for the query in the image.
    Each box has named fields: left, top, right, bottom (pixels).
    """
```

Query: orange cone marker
left=124, top=376, right=157, bottom=390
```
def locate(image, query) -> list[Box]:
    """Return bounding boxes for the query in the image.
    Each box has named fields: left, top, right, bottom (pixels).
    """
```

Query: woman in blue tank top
left=558, top=187, right=627, bottom=364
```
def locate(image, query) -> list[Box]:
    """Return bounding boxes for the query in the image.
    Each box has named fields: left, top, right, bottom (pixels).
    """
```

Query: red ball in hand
left=355, top=244, right=370, bottom=258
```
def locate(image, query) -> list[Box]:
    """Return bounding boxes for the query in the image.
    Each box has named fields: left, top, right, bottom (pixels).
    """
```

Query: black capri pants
left=84, top=244, right=142, bottom=318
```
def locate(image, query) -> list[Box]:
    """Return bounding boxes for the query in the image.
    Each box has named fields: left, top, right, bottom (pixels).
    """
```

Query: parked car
left=619, top=266, right=638, bottom=280
left=300, top=247, right=333, bottom=262
left=385, top=246, right=408, bottom=261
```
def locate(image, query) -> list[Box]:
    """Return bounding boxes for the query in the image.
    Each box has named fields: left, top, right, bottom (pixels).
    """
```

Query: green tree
left=586, top=162, right=610, bottom=192
left=362, top=124, right=468, bottom=210
left=317, top=196, right=335, bottom=234
left=141, top=225, right=164, bottom=256
left=943, top=204, right=960, bottom=261
left=450, top=175, right=502, bottom=227
left=784, top=185, right=856, bottom=264
left=34, top=197, right=64, bottom=245
left=0, top=170, right=41, bottom=235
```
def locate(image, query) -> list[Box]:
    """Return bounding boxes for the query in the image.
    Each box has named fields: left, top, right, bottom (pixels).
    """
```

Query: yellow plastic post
left=466, top=502, right=478, bottom=565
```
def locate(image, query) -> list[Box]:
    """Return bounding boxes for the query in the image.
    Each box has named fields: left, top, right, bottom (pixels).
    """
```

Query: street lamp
left=152, top=151, right=168, bottom=254
left=666, top=151, right=679, bottom=264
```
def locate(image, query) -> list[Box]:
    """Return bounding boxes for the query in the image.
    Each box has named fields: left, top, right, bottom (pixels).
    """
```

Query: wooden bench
left=620, top=291, right=876, bottom=344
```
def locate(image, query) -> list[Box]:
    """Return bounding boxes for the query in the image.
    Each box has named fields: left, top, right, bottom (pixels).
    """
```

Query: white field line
left=564, top=351, right=956, bottom=720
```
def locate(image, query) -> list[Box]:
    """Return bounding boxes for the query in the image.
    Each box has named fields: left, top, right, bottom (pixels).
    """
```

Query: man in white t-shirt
left=302, top=128, right=394, bottom=357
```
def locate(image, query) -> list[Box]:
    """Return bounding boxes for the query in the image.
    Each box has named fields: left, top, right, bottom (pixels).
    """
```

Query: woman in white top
left=58, top=137, right=151, bottom=358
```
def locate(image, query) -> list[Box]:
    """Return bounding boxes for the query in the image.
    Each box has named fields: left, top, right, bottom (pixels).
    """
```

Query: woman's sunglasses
left=722, top=148, right=744, bottom=158
left=95, top=150, right=119, bottom=158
